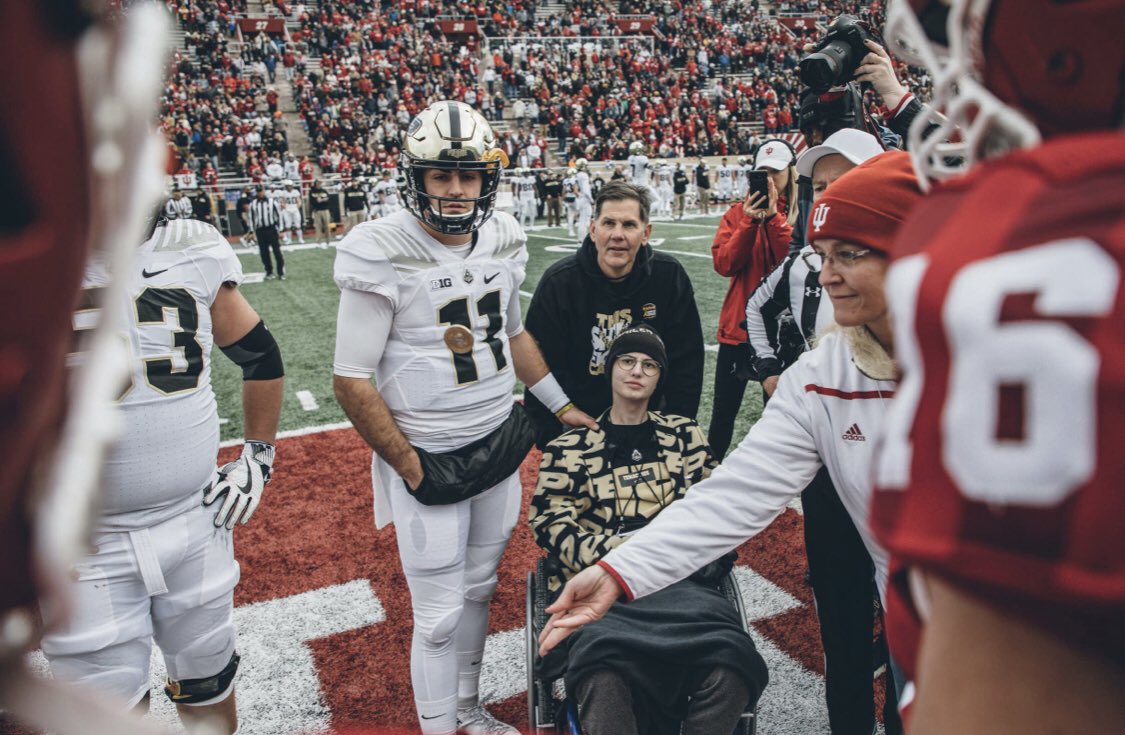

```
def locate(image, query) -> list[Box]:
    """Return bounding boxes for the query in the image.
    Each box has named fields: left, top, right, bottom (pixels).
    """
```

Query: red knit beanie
left=806, top=151, right=924, bottom=255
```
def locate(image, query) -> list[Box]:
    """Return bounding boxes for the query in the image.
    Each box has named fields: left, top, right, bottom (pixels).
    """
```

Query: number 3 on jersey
left=878, top=239, right=1119, bottom=506
left=73, top=286, right=204, bottom=399
left=438, top=290, right=507, bottom=385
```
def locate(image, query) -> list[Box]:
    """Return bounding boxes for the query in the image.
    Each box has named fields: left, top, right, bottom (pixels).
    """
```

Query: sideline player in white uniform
left=574, top=158, right=594, bottom=244
left=42, top=217, right=285, bottom=735
left=514, top=167, right=538, bottom=229
left=371, top=169, right=403, bottom=218
left=654, top=162, right=674, bottom=217
left=734, top=157, right=750, bottom=199
left=627, top=141, right=652, bottom=188
left=562, top=165, right=579, bottom=236
left=278, top=180, right=304, bottom=244
left=332, top=101, right=596, bottom=735
left=716, top=157, right=735, bottom=201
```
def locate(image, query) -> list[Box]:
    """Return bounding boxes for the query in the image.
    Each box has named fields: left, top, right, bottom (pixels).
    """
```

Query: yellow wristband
left=554, top=402, right=575, bottom=419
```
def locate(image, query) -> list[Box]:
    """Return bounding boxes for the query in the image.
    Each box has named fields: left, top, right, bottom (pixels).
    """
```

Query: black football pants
left=255, top=227, right=284, bottom=277
left=707, top=343, right=753, bottom=460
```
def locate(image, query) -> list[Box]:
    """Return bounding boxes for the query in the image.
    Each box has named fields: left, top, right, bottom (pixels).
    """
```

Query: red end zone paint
left=222, top=428, right=828, bottom=731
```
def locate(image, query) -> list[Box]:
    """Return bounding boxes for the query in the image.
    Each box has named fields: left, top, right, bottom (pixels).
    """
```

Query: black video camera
left=799, top=15, right=880, bottom=93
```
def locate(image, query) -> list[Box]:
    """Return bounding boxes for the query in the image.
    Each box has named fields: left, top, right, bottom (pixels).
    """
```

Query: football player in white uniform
left=42, top=217, right=285, bottom=735
left=716, top=157, right=734, bottom=202
left=562, top=165, right=579, bottom=236
left=626, top=140, right=652, bottom=188
left=371, top=169, right=402, bottom=218
left=278, top=180, right=304, bottom=244
left=514, top=167, right=538, bottom=229
left=654, top=162, right=674, bottom=217
left=332, top=101, right=595, bottom=735
left=734, top=157, right=750, bottom=199
left=574, top=158, right=594, bottom=245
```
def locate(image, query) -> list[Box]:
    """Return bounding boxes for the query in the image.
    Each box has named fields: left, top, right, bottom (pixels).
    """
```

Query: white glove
left=204, top=441, right=275, bottom=530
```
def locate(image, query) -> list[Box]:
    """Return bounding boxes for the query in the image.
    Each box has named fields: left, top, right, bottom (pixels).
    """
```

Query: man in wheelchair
left=530, top=324, right=769, bottom=734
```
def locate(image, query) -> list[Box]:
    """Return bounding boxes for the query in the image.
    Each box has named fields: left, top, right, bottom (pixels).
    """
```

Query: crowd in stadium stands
left=162, top=0, right=325, bottom=188
left=288, top=0, right=544, bottom=177
left=162, top=0, right=927, bottom=184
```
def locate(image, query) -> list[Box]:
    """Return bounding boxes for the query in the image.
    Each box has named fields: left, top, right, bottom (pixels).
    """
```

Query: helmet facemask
left=401, top=157, right=504, bottom=235
left=400, top=100, right=507, bottom=235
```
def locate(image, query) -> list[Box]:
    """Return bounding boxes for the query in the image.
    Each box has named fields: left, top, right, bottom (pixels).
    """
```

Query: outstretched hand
left=537, top=564, right=623, bottom=656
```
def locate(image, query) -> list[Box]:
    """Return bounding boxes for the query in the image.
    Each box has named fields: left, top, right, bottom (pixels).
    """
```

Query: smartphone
left=748, top=170, right=770, bottom=202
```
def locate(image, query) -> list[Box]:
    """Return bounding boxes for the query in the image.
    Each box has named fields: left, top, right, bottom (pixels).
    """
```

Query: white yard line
left=295, top=390, right=319, bottom=411
left=679, top=234, right=713, bottom=240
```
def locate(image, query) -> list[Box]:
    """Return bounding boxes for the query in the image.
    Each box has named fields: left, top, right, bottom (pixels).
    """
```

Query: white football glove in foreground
left=204, top=440, right=275, bottom=529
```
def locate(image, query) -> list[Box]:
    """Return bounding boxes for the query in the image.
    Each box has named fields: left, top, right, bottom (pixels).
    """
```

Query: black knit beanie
left=606, top=323, right=668, bottom=383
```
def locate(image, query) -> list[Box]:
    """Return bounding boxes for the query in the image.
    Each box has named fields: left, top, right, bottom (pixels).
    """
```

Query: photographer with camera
left=791, top=15, right=936, bottom=256
left=707, top=141, right=798, bottom=460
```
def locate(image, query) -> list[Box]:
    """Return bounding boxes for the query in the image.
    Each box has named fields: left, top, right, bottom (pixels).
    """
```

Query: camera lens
left=800, top=39, right=857, bottom=92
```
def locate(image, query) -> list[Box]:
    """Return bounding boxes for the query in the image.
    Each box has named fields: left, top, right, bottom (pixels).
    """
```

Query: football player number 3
left=135, top=287, right=204, bottom=394
left=438, top=290, right=506, bottom=385
left=879, top=239, right=1119, bottom=506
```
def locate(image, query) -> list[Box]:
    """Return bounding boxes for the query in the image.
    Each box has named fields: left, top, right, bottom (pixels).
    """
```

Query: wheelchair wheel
left=526, top=562, right=561, bottom=733
left=719, top=570, right=758, bottom=735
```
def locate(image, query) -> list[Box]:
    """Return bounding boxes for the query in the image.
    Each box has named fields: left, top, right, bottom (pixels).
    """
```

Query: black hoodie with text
left=525, top=235, right=705, bottom=446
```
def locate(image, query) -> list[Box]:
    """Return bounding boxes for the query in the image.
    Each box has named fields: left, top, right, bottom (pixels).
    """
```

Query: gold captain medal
left=443, top=325, right=474, bottom=354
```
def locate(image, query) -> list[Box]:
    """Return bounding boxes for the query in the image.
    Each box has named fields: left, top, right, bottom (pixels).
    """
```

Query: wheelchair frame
left=526, top=557, right=758, bottom=734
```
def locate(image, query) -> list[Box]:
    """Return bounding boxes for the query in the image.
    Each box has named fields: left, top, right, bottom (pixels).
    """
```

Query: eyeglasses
left=801, top=248, right=874, bottom=272
left=614, top=355, right=661, bottom=376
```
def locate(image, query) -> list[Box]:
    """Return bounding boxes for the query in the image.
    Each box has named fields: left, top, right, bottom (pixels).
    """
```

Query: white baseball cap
left=796, top=128, right=884, bottom=178
left=754, top=140, right=795, bottom=171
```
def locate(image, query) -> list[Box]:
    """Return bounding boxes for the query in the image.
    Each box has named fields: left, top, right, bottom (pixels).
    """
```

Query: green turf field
left=212, top=215, right=765, bottom=447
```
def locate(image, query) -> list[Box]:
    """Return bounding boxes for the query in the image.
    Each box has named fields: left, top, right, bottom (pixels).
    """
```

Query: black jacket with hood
left=525, top=235, right=705, bottom=447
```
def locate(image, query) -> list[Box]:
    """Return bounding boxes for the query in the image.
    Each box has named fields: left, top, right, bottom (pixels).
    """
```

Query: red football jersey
left=872, top=131, right=1125, bottom=678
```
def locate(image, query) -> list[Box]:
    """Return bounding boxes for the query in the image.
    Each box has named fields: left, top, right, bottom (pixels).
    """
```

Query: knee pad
left=164, top=651, right=240, bottom=705
left=413, top=604, right=463, bottom=648
left=463, top=574, right=498, bottom=604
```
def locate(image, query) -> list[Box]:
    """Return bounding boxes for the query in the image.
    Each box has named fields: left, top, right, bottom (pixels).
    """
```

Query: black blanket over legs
left=543, top=578, right=769, bottom=735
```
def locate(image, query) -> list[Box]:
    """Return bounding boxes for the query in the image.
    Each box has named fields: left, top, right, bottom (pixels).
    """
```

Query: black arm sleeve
left=888, top=98, right=939, bottom=150
left=219, top=320, right=284, bottom=380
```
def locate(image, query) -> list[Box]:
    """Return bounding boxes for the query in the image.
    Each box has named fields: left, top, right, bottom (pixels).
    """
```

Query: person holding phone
left=707, top=140, right=798, bottom=458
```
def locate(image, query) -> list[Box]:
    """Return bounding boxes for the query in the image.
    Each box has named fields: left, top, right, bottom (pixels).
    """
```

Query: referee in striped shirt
left=249, top=185, right=285, bottom=280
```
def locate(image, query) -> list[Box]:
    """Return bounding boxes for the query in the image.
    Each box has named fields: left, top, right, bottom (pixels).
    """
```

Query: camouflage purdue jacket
left=530, top=412, right=717, bottom=591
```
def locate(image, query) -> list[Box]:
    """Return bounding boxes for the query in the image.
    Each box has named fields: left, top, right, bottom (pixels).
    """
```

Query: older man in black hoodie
left=525, top=182, right=705, bottom=447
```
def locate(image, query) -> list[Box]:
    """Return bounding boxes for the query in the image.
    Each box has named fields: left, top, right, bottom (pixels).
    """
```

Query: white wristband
left=528, top=373, right=571, bottom=413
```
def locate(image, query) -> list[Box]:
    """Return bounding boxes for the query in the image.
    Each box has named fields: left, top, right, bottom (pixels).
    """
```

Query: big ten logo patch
left=589, top=308, right=632, bottom=375
left=430, top=276, right=453, bottom=291
left=642, top=302, right=657, bottom=319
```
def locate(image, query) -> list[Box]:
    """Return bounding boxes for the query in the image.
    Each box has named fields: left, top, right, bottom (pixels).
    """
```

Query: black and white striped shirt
left=163, top=196, right=194, bottom=220
left=745, top=244, right=832, bottom=380
left=248, top=197, right=281, bottom=230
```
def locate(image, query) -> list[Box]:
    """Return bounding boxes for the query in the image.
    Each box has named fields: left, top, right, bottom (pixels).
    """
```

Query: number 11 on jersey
left=438, top=290, right=507, bottom=385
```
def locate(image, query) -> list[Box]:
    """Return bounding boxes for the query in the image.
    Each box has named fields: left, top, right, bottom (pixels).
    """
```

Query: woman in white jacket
left=537, top=151, right=924, bottom=705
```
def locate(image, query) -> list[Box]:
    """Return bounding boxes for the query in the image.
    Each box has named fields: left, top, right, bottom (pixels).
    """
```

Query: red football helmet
left=0, top=2, right=167, bottom=732
left=885, top=0, right=1125, bottom=187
